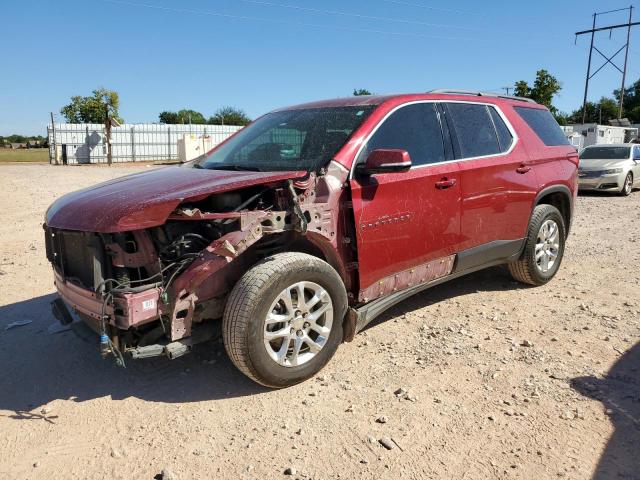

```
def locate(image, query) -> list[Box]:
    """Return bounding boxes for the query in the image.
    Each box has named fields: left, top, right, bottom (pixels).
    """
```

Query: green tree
left=159, top=111, right=179, bottom=124
left=514, top=69, right=562, bottom=115
left=353, top=88, right=372, bottom=96
left=159, top=109, right=207, bottom=124
left=614, top=78, right=640, bottom=122
left=513, top=80, right=530, bottom=98
left=568, top=98, right=620, bottom=124
left=60, top=88, right=123, bottom=123
left=208, top=106, right=251, bottom=126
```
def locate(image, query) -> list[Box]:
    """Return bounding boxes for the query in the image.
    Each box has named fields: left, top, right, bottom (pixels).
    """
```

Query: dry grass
left=0, top=148, right=49, bottom=163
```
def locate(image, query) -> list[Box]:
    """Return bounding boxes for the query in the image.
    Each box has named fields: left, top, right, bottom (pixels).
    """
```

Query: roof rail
left=428, top=89, right=536, bottom=104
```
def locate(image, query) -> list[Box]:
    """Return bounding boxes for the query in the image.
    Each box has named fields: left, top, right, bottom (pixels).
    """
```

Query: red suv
left=45, top=91, right=578, bottom=387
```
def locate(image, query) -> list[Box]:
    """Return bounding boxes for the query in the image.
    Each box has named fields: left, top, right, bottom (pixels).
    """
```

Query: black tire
left=620, top=172, right=633, bottom=196
left=508, top=204, right=566, bottom=286
left=223, top=252, right=347, bottom=388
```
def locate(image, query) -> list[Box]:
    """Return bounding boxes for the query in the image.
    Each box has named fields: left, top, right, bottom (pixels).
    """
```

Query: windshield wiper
left=206, top=164, right=262, bottom=172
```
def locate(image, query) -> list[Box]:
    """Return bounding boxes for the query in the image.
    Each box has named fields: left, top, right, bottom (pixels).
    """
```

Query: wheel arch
left=534, top=185, right=572, bottom=237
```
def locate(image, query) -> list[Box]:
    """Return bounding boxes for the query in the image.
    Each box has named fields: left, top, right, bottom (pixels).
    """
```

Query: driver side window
left=358, top=103, right=446, bottom=167
left=635, top=146, right=640, bottom=160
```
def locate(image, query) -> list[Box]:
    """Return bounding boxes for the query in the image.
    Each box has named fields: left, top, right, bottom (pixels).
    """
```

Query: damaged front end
left=44, top=168, right=351, bottom=365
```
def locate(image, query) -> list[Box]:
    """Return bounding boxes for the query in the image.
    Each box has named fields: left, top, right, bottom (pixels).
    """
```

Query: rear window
left=446, top=103, right=500, bottom=158
left=580, top=146, right=631, bottom=160
left=514, top=106, right=569, bottom=146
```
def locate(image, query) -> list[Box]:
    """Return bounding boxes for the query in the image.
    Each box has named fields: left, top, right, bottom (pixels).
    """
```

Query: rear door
left=442, top=102, right=537, bottom=254
left=349, top=102, right=462, bottom=301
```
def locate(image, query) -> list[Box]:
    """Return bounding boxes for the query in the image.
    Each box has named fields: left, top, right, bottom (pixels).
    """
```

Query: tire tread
left=223, top=252, right=343, bottom=387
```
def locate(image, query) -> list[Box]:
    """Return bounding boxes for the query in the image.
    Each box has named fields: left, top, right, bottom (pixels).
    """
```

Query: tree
left=614, top=78, right=640, bottom=122
left=353, top=88, right=372, bottom=96
left=568, top=97, right=620, bottom=124
left=514, top=70, right=562, bottom=116
left=159, top=109, right=207, bottom=124
left=159, top=111, right=179, bottom=124
left=208, top=106, right=251, bottom=126
left=60, top=88, right=123, bottom=123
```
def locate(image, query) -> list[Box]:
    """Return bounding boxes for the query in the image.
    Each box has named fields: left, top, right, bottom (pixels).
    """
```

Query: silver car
left=578, top=143, right=640, bottom=196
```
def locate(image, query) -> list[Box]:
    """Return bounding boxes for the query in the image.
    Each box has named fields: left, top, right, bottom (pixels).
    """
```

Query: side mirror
left=355, top=149, right=412, bottom=176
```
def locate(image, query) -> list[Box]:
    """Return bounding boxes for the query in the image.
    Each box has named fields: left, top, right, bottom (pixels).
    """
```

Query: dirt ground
left=0, top=164, right=638, bottom=480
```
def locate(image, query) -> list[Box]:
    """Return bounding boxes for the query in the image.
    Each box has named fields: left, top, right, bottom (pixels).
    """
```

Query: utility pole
left=502, top=86, right=512, bottom=96
left=619, top=6, right=634, bottom=118
left=575, top=6, right=639, bottom=123
left=50, top=112, right=58, bottom=165
left=105, top=104, right=112, bottom=166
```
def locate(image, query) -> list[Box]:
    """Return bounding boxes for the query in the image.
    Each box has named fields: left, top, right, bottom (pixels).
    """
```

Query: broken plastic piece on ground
left=5, top=319, right=33, bottom=331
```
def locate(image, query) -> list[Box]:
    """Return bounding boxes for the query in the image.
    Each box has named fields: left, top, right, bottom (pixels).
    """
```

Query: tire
left=508, top=204, right=566, bottom=286
left=223, top=252, right=347, bottom=388
left=620, top=172, right=633, bottom=196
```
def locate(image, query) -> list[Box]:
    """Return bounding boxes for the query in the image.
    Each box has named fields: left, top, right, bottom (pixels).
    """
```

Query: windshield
left=580, top=146, right=630, bottom=160
left=196, top=106, right=375, bottom=172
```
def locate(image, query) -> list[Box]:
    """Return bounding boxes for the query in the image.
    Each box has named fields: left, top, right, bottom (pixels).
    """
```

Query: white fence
left=47, top=123, right=243, bottom=164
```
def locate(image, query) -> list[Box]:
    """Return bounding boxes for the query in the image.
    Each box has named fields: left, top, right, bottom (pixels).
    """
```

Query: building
left=566, top=123, right=639, bottom=149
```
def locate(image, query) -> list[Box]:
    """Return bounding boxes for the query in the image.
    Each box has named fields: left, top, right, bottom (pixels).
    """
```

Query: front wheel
left=508, top=204, right=566, bottom=286
left=620, top=172, right=633, bottom=196
left=223, top=252, right=347, bottom=388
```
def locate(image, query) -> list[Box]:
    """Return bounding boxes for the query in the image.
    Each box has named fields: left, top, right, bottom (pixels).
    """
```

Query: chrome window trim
left=348, top=99, right=519, bottom=180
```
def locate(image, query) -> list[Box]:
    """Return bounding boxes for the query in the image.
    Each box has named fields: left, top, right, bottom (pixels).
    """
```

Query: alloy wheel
left=535, top=219, right=560, bottom=274
left=263, top=281, right=333, bottom=367
left=624, top=173, right=632, bottom=195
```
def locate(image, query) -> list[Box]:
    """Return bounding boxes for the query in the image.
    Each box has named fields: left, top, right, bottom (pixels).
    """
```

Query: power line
left=378, top=0, right=486, bottom=18
left=234, top=0, right=486, bottom=32
left=99, top=0, right=472, bottom=40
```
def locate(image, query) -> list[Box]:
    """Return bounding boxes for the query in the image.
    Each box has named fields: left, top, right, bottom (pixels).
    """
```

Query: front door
left=350, top=102, right=462, bottom=301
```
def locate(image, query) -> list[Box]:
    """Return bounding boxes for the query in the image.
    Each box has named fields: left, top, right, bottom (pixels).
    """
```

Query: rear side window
left=360, top=103, right=445, bottom=167
left=489, top=107, right=513, bottom=152
left=514, top=106, right=569, bottom=146
left=446, top=103, right=500, bottom=158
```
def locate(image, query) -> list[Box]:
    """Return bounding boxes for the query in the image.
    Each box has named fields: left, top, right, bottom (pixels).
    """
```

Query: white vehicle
left=578, top=144, right=640, bottom=196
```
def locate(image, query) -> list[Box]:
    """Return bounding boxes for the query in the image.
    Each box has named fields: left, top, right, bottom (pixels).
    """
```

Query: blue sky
left=1, top=0, right=638, bottom=135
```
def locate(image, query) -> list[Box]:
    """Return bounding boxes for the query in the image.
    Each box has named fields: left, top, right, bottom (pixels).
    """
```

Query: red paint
left=350, top=161, right=463, bottom=292
left=46, top=92, right=577, bottom=340
left=46, top=166, right=306, bottom=233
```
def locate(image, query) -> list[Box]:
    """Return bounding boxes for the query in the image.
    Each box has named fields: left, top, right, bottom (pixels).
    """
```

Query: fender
left=531, top=184, right=573, bottom=236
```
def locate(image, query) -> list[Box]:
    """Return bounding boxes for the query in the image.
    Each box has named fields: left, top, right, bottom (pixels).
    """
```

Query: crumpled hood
left=45, top=166, right=307, bottom=233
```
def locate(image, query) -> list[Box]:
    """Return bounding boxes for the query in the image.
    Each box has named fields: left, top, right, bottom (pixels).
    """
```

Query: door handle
left=435, top=178, right=457, bottom=189
left=516, top=165, right=532, bottom=174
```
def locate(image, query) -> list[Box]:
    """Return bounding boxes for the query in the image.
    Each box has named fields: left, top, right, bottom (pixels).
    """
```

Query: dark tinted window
left=360, top=103, right=445, bottom=167
left=580, top=146, right=631, bottom=160
left=634, top=146, right=640, bottom=159
left=514, top=106, right=569, bottom=146
left=489, top=107, right=513, bottom=152
left=446, top=103, right=500, bottom=158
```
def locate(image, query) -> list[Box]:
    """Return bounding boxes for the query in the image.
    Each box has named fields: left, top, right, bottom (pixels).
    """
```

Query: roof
left=583, top=143, right=637, bottom=147
left=274, top=92, right=542, bottom=112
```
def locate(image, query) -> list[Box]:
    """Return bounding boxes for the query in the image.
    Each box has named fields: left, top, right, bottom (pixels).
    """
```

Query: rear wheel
left=223, top=252, right=347, bottom=388
left=508, top=204, right=566, bottom=286
left=620, top=172, right=633, bottom=196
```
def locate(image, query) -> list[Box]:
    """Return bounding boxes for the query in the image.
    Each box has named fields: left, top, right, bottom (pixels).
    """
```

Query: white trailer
left=569, top=123, right=639, bottom=148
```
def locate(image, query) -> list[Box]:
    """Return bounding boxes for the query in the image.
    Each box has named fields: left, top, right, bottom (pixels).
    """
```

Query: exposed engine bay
left=45, top=167, right=354, bottom=366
